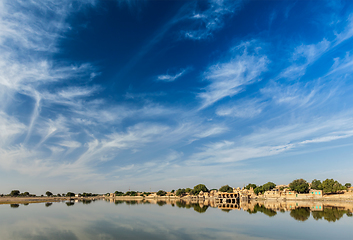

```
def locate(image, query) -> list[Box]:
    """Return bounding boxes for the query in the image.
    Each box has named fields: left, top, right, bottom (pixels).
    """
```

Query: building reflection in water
left=109, top=198, right=353, bottom=222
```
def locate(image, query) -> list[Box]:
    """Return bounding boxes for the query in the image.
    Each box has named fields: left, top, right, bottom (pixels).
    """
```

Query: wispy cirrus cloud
left=179, top=0, right=243, bottom=40
left=278, top=39, right=330, bottom=80
left=216, top=98, right=265, bottom=118
left=157, top=68, right=190, bottom=82
left=186, top=115, right=353, bottom=165
left=198, top=41, right=269, bottom=109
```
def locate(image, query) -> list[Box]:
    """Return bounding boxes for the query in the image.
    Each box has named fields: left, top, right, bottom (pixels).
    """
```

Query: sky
left=1, top=0, right=353, bottom=195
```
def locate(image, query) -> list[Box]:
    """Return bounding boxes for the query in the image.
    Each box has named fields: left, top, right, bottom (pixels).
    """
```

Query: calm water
left=0, top=199, right=352, bottom=240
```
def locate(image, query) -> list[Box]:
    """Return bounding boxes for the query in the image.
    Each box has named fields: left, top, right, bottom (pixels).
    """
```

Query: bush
left=289, top=179, right=309, bottom=193
left=46, top=191, right=53, bottom=197
left=219, top=185, right=233, bottom=192
left=345, top=183, right=351, bottom=188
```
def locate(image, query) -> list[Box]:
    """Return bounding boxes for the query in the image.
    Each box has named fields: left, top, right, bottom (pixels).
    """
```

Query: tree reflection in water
left=290, top=207, right=310, bottom=221
left=247, top=204, right=277, bottom=217
left=45, top=202, right=53, bottom=207
left=82, top=200, right=92, bottom=205
left=312, top=207, right=353, bottom=222
left=66, top=202, right=74, bottom=207
left=106, top=199, right=353, bottom=222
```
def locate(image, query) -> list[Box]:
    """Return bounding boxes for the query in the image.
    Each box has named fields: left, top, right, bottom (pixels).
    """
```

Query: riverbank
left=0, top=196, right=104, bottom=204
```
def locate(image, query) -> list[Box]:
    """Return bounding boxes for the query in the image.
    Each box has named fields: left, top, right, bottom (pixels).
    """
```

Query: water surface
left=0, top=199, right=352, bottom=240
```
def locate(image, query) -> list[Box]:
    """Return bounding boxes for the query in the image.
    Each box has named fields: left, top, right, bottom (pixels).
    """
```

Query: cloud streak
left=157, top=68, right=190, bottom=82
left=198, top=41, right=269, bottom=109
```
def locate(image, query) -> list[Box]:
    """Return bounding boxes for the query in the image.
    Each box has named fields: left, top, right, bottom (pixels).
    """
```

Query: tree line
left=112, top=178, right=351, bottom=197
left=0, top=190, right=99, bottom=197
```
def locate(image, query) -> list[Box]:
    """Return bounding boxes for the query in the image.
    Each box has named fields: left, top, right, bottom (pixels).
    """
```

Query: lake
left=0, top=199, right=352, bottom=240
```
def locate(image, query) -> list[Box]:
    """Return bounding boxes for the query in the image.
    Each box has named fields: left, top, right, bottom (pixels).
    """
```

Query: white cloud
left=261, top=81, right=317, bottom=107
left=0, top=111, right=26, bottom=148
left=186, top=116, right=353, bottom=165
left=187, top=141, right=294, bottom=165
left=216, top=98, right=265, bottom=118
left=180, top=0, right=243, bottom=40
left=334, top=14, right=353, bottom=45
left=327, top=51, right=353, bottom=77
left=278, top=39, right=330, bottom=80
left=157, top=68, right=190, bottom=82
left=198, top=41, right=269, bottom=109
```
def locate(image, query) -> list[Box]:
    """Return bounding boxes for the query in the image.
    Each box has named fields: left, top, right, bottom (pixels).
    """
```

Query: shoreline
left=0, top=196, right=103, bottom=204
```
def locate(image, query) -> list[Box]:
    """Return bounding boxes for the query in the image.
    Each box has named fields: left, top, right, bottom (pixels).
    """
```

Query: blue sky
left=1, top=0, right=353, bottom=194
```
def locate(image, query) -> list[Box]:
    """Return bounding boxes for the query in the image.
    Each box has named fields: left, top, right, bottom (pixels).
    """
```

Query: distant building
left=309, top=189, right=322, bottom=196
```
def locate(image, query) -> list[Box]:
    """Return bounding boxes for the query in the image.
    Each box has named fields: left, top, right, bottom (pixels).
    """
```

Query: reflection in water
left=82, top=200, right=92, bottom=205
left=1, top=199, right=352, bottom=240
left=10, top=204, right=19, bottom=208
left=107, top=199, right=353, bottom=223
left=247, top=204, right=277, bottom=217
left=290, top=207, right=310, bottom=221
left=45, top=202, right=53, bottom=207
left=312, top=207, right=353, bottom=222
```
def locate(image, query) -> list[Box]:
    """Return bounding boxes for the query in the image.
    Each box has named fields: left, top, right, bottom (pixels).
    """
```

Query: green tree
left=245, top=183, right=257, bottom=190
left=176, top=188, right=186, bottom=196
left=10, top=190, right=20, bottom=197
left=289, top=179, right=309, bottom=193
left=46, top=191, right=53, bottom=197
left=311, top=179, right=322, bottom=190
left=171, top=190, right=175, bottom=193
left=157, top=190, right=166, bottom=196
left=193, top=184, right=208, bottom=195
left=254, top=186, right=263, bottom=195
left=320, top=179, right=345, bottom=193
left=185, top=188, right=192, bottom=193
left=114, top=191, right=124, bottom=196
left=253, top=182, right=276, bottom=195
left=262, top=182, right=276, bottom=191
left=66, top=192, right=75, bottom=197
left=219, top=185, right=233, bottom=192
left=345, top=183, right=351, bottom=188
